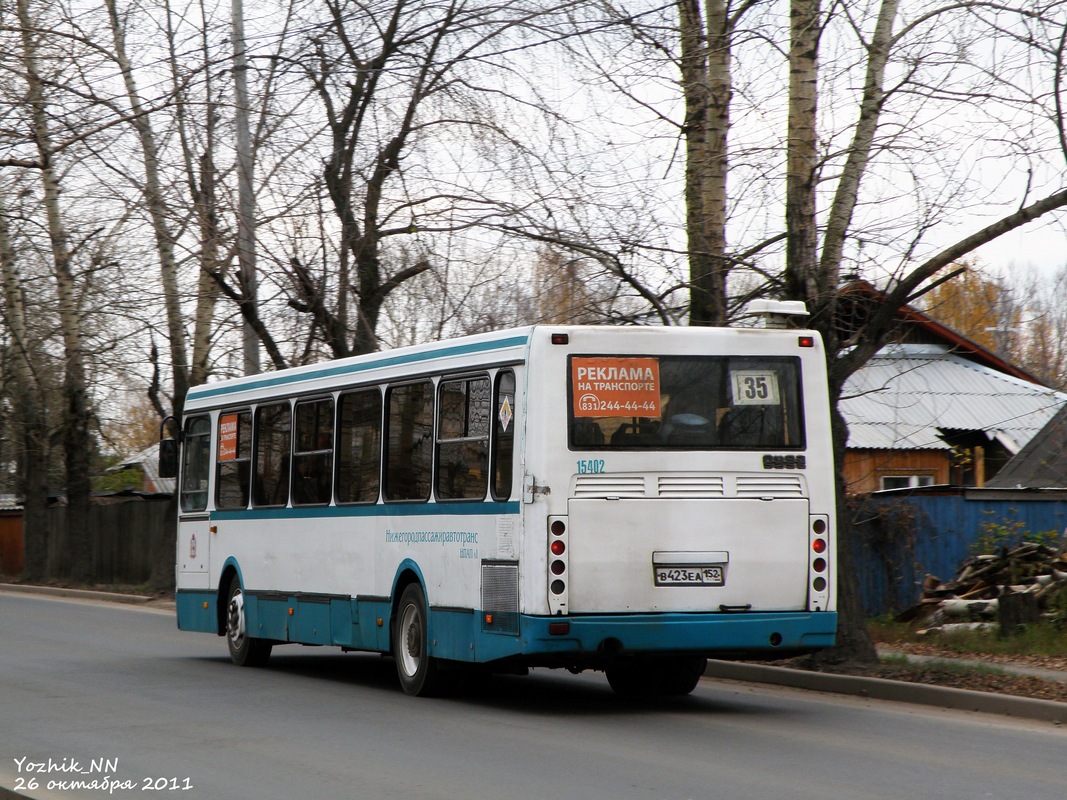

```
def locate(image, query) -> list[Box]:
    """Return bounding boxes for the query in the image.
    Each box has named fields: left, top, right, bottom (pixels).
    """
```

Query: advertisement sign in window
left=571, top=357, right=661, bottom=418
left=218, top=413, right=239, bottom=461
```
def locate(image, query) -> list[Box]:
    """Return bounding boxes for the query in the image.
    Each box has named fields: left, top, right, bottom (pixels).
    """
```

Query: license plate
left=654, top=565, right=725, bottom=587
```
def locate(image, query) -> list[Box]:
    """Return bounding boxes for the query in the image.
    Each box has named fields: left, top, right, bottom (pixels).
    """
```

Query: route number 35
left=730, top=370, right=780, bottom=405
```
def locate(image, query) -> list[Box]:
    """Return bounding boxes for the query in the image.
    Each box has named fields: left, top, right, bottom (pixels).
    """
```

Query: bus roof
left=184, top=324, right=819, bottom=411
left=185, top=327, right=536, bottom=410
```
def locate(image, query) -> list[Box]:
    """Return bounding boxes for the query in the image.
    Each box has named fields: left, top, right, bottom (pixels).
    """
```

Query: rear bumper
left=516, top=610, right=837, bottom=662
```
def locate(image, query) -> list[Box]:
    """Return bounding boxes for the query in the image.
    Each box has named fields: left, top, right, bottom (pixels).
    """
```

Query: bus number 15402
left=577, top=459, right=605, bottom=474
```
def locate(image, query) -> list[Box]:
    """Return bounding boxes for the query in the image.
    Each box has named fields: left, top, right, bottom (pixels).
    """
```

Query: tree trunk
left=818, top=0, right=900, bottom=290
left=18, top=0, right=93, bottom=584
left=0, top=196, right=49, bottom=582
left=165, top=0, right=223, bottom=389
left=232, top=0, right=260, bottom=376
left=784, top=0, right=820, bottom=305
left=105, top=0, right=191, bottom=416
left=812, top=402, right=879, bottom=665
left=191, top=152, right=223, bottom=387
left=781, top=0, right=879, bottom=665
left=679, top=0, right=730, bottom=327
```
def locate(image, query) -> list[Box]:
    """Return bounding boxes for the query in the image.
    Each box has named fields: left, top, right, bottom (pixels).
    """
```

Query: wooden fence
left=0, top=494, right=177, bottom=589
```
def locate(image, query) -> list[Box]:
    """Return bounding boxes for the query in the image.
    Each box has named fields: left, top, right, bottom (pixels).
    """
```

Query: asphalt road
left=1, top=590, right=1064, bottom=800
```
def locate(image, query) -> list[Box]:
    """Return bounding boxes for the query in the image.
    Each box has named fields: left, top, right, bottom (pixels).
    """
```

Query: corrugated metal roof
left=986, top=405, right=1067, bottom=488
left=841, top=344, right=1066, bottom=453
left=117, top=444, right=176, bottom=495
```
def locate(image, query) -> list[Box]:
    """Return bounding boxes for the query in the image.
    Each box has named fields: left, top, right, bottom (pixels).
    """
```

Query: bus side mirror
left=159, top=438, right=178, bottom=479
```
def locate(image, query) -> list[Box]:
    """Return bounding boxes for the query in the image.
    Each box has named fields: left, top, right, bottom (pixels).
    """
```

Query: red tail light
left=548, top=516, right=569, bottom=615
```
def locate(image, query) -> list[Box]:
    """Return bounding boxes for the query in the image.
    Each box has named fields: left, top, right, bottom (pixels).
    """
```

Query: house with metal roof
left=984, top=404, right=1067, bottom=490
left=107, top=444, right=176, bottom=495
left=836, top=282, right=1067, bottom=494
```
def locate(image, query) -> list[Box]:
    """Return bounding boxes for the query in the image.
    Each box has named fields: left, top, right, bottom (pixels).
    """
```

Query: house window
left=880, top=474, right=934, bottom=491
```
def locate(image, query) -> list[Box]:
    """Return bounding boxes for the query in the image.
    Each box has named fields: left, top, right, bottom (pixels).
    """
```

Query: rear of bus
left=518, top=322, right=837, bottom=689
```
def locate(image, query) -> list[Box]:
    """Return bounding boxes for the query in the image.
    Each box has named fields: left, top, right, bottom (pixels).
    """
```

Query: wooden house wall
left=844, top=449, right=950, bottom=495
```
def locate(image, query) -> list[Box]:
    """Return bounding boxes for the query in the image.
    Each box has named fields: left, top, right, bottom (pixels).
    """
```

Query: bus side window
left=253, top=402, right=292, bottom=508
left=491, top=370, right=515, bottom=501
left=337, top=389, right=382, bottom=504
left=216, top=410, right=252, bottom=509
left=436, top=376, right=490, bottom=501
left=385, top=381, right=434, bottom=502
left=293, top=398, right=334, bottom=506
left=180, top=415, right=211, bottom=512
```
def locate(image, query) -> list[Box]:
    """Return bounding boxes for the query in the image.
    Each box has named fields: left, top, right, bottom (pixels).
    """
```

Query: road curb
left=0, top=582, right=157, bottom=605
left=705, top=660, right=1067, bottom=723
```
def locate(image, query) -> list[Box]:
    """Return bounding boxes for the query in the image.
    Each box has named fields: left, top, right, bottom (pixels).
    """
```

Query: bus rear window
left=569, top=355, right=804, bottom=450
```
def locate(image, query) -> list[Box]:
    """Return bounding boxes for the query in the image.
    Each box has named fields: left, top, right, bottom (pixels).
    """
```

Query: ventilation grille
left=481, top=562, right=519, bottom=635
left=657, top=475, right=726, bottom=497
left=572, top=473, right=805, bottom=499
left=573, top=475, right=646, bottom=497
left=735, top=475, right=804, bottom=497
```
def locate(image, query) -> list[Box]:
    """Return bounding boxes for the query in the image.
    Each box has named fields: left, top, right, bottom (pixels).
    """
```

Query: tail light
left=809, top=515, right=831, bottom=610
left=548, top=516, right=569, bottom=615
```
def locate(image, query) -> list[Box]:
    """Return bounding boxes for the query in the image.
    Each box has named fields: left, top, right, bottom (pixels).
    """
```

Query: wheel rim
left=227, top=589, right=247, bottom=651
left=398, top=601, right=423, bottom=678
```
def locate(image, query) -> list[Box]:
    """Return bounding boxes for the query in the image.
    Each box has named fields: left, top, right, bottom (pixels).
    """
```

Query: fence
left=2, top=494, right=178, bottom=588
left=852, top=489, right=1067, bottom=617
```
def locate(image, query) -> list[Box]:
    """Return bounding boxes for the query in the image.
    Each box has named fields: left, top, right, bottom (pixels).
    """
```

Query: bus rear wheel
left=656, top=656, right=707, bottom=696
left=226, top=575, right=272, bottom=667
left=393, top=584, right=452, bottom=696
left=606, top=656, right=706, bottom=697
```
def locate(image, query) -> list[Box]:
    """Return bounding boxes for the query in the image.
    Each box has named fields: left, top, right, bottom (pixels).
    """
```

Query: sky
left=973, top=221, right=1067, bottom=279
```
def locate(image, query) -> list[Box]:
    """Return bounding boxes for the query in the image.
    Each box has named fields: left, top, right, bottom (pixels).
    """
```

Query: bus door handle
left=718, top=604, right=752, bottom=613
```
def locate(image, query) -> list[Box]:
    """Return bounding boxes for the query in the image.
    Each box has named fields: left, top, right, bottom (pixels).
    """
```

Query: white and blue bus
left=166, top=307, right=836, bottom=696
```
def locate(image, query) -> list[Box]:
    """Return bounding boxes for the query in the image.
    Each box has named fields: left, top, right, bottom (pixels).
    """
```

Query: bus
left=164, top=306, right=837, bottom=696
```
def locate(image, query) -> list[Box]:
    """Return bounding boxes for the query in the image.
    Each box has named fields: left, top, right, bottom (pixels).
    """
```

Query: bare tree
left=99, top=0, right=301, bottom=393
left=677, top=0, right=740, bottom=325
left=779, top=0, right=1067, bottom=662
left=583, top=0, right=1067, bottom=663
left=14, top=0, right=96, bottom=582
left=104, top=0, right=192, bottom=414
left=280, top=0, right=615, bottom=355
left=0, top=188, right=49, bottom=580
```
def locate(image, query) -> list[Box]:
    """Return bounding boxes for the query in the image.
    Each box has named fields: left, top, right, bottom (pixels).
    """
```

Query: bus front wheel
left=393, top=584, right=451, bottom=696
left=225, top=575, right=272, bottom=667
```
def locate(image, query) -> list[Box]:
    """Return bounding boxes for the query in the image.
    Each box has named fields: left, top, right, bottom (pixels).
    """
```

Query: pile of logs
left=899, top=541, right=1067, bottom=634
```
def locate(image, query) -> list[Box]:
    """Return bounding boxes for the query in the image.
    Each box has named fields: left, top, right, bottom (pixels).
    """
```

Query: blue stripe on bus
left=208, top=501, right=520, bottom=521
left=187, top=334, right=531, bottom=401
left=517, top=611, right=838, bottom=657
left=176, top=586, right=837, bottom=664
